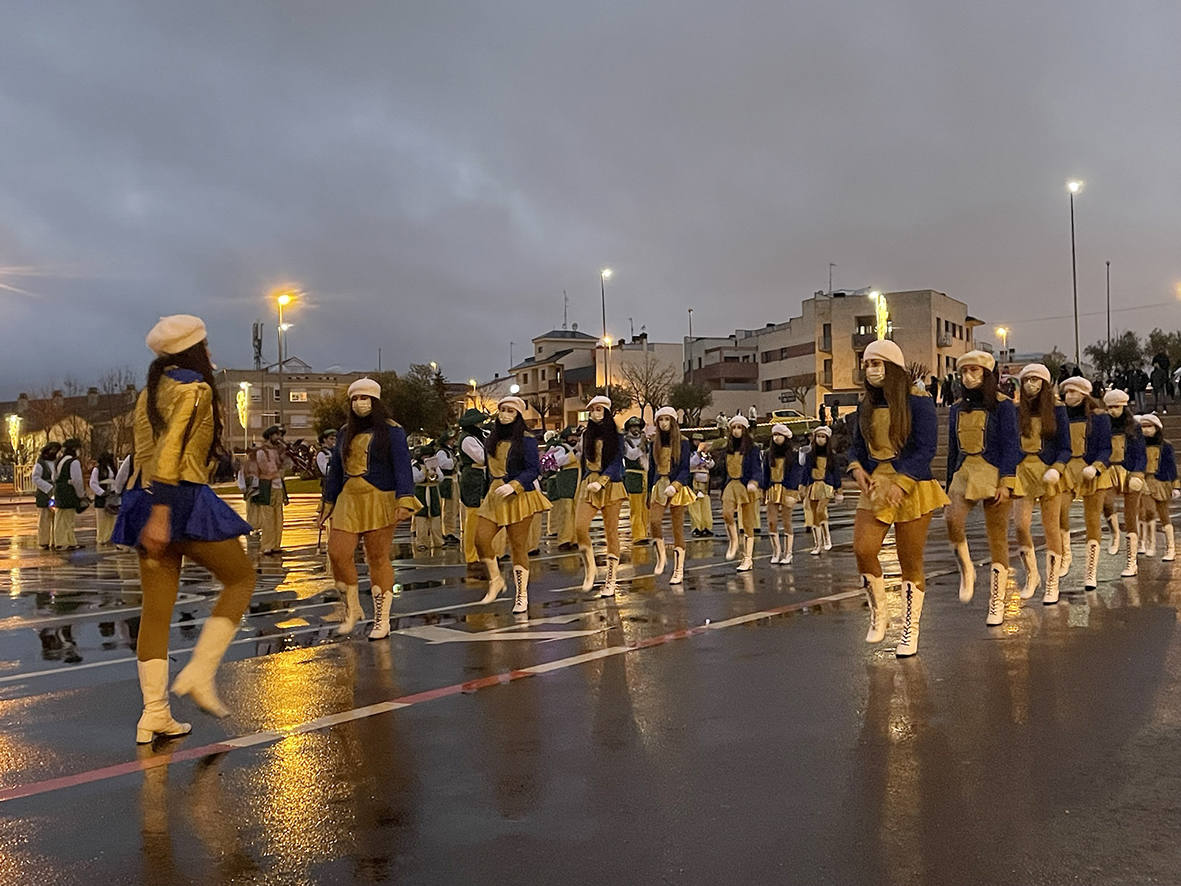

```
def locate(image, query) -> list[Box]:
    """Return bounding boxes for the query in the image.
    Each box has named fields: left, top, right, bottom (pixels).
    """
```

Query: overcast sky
left=1, top=0, right=1178, bottom=396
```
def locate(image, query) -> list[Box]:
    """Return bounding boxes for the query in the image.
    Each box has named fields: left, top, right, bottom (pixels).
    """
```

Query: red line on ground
left=0, top=589, right=862, bottom=805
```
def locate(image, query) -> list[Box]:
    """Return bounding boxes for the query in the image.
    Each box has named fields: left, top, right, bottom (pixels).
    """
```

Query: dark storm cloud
left=1, top=0, right=1178, bottom=395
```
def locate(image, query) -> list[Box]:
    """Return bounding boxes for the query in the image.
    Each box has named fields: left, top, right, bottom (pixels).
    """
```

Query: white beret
left=146, top=314, right=207, bottom=357
left=497, top=396, right=527, bottom=415
left=1102, top=389, right=1129, bottom=408
left=1018, top=363, right=1052, bottom=384
left=348, top=377, right=381, bottom=399
left=862, top=339, right=906, bottom=368
left=1060, top=376, right=1092, bottom=396
left=813, top=425, right=832, bottom=438
left=587, top=395, right=612, bottom=410
left=654, top=406, right=679, bottom=422
left=770, top=423, right=792, bottom=438
left=958, top=350, right=996, bottom=372
left=1138, top=413, right=1163, bottom=432
left=728, top=415, right=750, bottom=429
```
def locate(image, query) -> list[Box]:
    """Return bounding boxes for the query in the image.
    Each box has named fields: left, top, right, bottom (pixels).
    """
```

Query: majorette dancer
left=800, top=425, right=842, bottom=555
left=1057, top=376, right=1112, bottom=592
left=575, top=395, right=626, bottom=597
left=944, top=350, right=1020, bottom=625
left=848, top=340, right=948, bottom=657
left=647, top=406, right=696, bottom=584
left=762, top=423, right=804, bottom=565
left=1100, top=389, right=1146, bottom=577
left=1136, top=413, right=1178, bottom=562
left=719, top=415, right=763, bottom=573
left=112, top=315, right=257, bottom=743
left=474, top=395, right=552, bottom=613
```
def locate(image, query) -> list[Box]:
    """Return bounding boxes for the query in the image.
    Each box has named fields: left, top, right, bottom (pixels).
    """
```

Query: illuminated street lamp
left=1067, top=180, right=1084, bottom=365
left=236, top=382, right=251, bottom=450
left=468, top=378, right=478, bottom=408
left=272, top=288, right=299, bottom=425
left=602, top=335, right=614, bottom=397
left=600, top=268, right=613, bottom=345
left=995, top=327, right=1009, bottom=362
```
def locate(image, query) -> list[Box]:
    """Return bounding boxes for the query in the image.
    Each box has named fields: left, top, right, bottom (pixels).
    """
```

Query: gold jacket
left=131, top=373, right=216, bottom=490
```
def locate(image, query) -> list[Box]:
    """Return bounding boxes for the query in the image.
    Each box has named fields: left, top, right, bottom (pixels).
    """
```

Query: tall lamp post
left=687, top=307, right=694, bottom=382
left=1067, top=180, right=1084, bottom=366
left=602, top=336, right=614, bottom=397
left=600, top=268, right=612, bottom=343
left=1105, top=260, right=1111, bottom=355
left=995, top=327, right=1009, bottom=363
left=274, top=289, right=296, bottom=426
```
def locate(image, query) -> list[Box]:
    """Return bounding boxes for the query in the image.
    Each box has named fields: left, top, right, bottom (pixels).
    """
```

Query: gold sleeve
left=152, top=383, right=208, bottom=486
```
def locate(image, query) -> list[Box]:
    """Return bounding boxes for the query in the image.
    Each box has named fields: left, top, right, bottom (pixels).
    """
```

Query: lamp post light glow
left=995, top=327, right=1009, bottom=362
left=236, top=382, right=251, bottom=450
left=509, top=383, right=521, bottom=395
left=272, top=288, right=299, bottom=426
left=1066, top=180, right=1084, bottom=365
left=602, top=335, right=614, bottom=397
left=600, top=268, right=613, bottom=348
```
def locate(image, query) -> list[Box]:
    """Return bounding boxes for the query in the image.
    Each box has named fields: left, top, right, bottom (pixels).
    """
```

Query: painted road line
left=0, top=588, right=865, bottom=804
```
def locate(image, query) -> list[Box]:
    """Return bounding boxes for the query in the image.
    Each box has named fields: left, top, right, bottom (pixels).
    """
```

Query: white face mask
left=772, top=434, right=786, bottom=446
left=731, top=427, right=744, bottom=440
left=865, top=366, right=886, bottom=387
left=589, top=406, right=605, bottom=422
left=1023, top=378, right=1043, bottom=397
left=961, top=367, right=984, bottom=390
left=1142, top=425, right=1157, bottom=438
left=352, top=397, right=373, bottom=418
left=657, top=417, right=672, bottom=432
left=498, top=406, right=517, bottom=425
left=1064, top=391, right=1084, bottom=407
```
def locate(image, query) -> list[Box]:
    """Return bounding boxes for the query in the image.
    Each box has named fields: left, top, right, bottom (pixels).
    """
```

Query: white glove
left=495, top=484, right=516, bottom=498
left=1173, top=488, right=1180, bottom=500
left=746, top=481, right=760, bottom=493
left=834, top=492, right=845, bottom=503
left=587, top=481, right=603, bottom=494
left=664, top=484, right=677, bottom=501
left=1082, top=465, right=1097, bottom=481
left=1129, top=476, right=1145, bottom=492
left=1042, top=468, right=1060, bottom=485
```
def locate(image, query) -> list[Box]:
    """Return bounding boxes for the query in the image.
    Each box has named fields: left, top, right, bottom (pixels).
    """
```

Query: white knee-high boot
left=895, top=582, right=925, bottom=657
left=1107, top=513, right=1121, bottom=555
left=479, top=559, right=506, bottom=603
left=653, top=538, right=667, bottom=575
left=724, top=522, right=740, bottom=559
left=367, top=587, right=394, bottom=640
left=986, top=563, right=1007, bottom=626
left=171, top=616, right=239, bottom=717
left=769, top=533, right=782, bottom=565
left=863, top=574, right=887, bottom=643
left=953, top=541, right=976, bottom=603
left=782, top=531, right=794, bottom=565
left=335, top=582, right=362, bottom=635
left=1084, top=538, right=1100, bottom=591
left=669, top=547, right=686, bottom=585
left=599, top=554, right=620, bottom=597
left=137, top=659, right=191, bottom=744
left=581, top=546, right=597, bottom=592
left=1018, top=546, right=1039, bottom=600
left=1147, top=520, right=1159, bottom=556
left=1164, top=524, right=1176, bottom=562
left=821, top=521, right=833, bottom=551
left=1122, top=533, right=1139, bottom=576
left=512, top=566, right=529, bottom=614
left=736, top=534, right=755, bottom=572
left=1042, top=551, right=1061, bottom=605
left=810, top=526, right=822, bottom=555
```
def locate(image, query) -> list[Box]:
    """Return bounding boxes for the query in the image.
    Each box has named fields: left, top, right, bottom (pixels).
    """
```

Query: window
left=250, top=389, right=261, bottom=402
left=823, top=359, right=833, bottom=386
left=272, top=386, right=280, bottom=401
left=249, top=415, right=262, bottom=429
left=289, top=391, right=307, bottom=403
left=855, top=315, right=875, bottom=336
left=822, top=324, right=832, bottom=352
left=540, top=369, right=546, bottom=381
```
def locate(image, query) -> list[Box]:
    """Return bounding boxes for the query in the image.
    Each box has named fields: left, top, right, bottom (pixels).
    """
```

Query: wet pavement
left=1, top=495, right=1180, bottom=884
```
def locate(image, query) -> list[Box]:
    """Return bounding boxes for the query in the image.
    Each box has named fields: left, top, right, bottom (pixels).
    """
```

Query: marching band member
left=90, top=451, right=121, bottom=547
left=720, top=415, right=762, bottom=572
left=412, top=445, right=444, bottom=551
left=457, top=409, right=493, bottom=580
left=32, top=442, right=60, bottom=550
left=622, top=416, right=651, bottom=546
left=762, top=424, right=804, bottom=565
left=112, top=315, right=256, bottom=742
left=647, top=406, right=696, bottom=584
left=944, top=351, right=1020, bottom=625
left=575, top=395, right=625, bottom=596
left=849, top=340, right=947, bottom=657
left=546, top=427, right=581, bottom=551
left=1101, top=390, right=1146, bottom=576
left=1012, top=363, right=1071, bottom=604
left=1058, top=376, right=1112, bottom=592
left=321, top=377, right=420, bottom=638
left=1137, top=414, right=1178, bottom=561
left=436, top=431, right=462, bottom=545
left=800, top=426, right=842, bottom=555
left=255, top=425, right=292, bottom=555
left=52, top=438, right=88, bottom=550
left=475, top=396, right=552, bottom=612
left=688, top=435, right=715, bottom=537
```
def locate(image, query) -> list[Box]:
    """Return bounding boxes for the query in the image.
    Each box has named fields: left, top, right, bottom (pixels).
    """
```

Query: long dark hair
left=486, top=412, right=526, bottom=455
left=97, top=451, right=117, bottom=475
left=146, top=340, right=225, bottom=462
left=1018, top=383, right=1058, bottom=440
left=39, top=442, right=60, bottom=461
left=339, top=397, right=392, bottom=460
left=960, top=367, right=999, bottom=411
left=583, top=408, right=619, bottom=466
left=1111, top=406, right=1142, bottom=442
left=768, top=435, right=792, bottom=461
left=652, top=419, right=683, bottom=467
left=727, top=424, right=752, bottom=455
left=859, top=362, right=912, bottom=453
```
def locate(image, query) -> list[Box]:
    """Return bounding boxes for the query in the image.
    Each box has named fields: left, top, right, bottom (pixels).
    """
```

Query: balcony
left=937, top=332, right=953, bottom=348
left=851, top=332, right=877, bottom=349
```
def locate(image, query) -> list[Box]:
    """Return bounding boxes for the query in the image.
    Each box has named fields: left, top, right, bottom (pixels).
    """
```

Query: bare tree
left=779, top=372, right=816, bottom=413
left=619, top=360, right=676, bottom=422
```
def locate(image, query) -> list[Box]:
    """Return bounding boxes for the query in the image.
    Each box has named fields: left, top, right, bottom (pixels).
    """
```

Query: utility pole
left=1105, top=261, right=1111, bottom=356
left=562, top=290, right=568, bottom=330
left=828, top=262, right=836, bottom=294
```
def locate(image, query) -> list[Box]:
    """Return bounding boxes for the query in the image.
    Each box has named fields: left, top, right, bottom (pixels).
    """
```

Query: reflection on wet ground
left=1, top=494, right=1180, bottom=883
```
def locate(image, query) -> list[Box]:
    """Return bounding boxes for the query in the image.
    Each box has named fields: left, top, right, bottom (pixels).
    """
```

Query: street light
left=1067, top=180, right=1084, bottom=365
left=995, top=327, right=1009, bottom=362
left=273, top=288, right=299, bottom=425
left=687, top=307, right=694, bottom=383
left=600, top=268, right=613, bottom=345
left=236, top=382, right=251, bottom=451
left=602, top=335, right=614, bottom=397
left=509, top=383, right=521, bottom=395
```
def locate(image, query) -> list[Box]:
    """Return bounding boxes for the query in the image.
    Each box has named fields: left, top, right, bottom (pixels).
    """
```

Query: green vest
left=55, top=456, right=81, bottom=510
left=457, top=431, right=488, bottom=508
left=34, top=459, right=54, bottom=508
left=552, top=444, right=580, bottom=500
left=622, top=445, right=647, bottom=495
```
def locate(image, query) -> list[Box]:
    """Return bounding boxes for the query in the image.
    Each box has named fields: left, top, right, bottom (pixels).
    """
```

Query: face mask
left=772, top=435, right=786, bottom=446
left=961, top=369, right=983, bottom=390
left=657, top=418, right=672, bottom=432
left=1023, top=379, right=1043, bottom=397
left=1064, top=391, right=1084, bottom=407
left=352, top=398, right=373, bottom=418
left=865, top=366, right=886, bottom=387
left=498, top=408, right=516, bottom=425
left=589, top=407, right=605, bottom=422
left=731, top=428, right=744, bottom=439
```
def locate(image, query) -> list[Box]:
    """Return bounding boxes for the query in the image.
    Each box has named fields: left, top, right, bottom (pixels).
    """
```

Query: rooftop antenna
left=562, top=290, right=569, bottom=330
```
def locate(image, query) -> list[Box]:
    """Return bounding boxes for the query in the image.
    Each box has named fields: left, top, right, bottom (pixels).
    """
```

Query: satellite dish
left=571, top=322, right=579, bottom=331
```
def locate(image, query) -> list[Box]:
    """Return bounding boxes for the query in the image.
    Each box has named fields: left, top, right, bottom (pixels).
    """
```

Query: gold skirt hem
left=856, top=464, right=948, bottom=524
